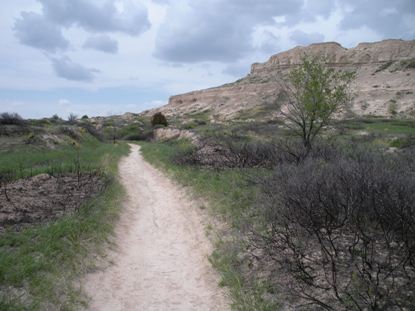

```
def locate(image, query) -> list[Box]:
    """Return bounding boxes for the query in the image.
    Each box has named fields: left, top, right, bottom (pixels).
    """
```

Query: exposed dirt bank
left=0, top=172, right=105, bottom=230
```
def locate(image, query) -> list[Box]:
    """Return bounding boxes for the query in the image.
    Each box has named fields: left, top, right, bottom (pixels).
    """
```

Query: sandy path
left=83, top=144, right=229, bottom=311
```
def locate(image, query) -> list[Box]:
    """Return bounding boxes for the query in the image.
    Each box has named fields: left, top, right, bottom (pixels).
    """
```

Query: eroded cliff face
left=149, top=39, right=415, bottom=120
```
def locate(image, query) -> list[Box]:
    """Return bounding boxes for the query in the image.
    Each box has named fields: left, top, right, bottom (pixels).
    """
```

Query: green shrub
left=182, top=122, right=196, bottom=130
left=24, top=132, right=37, bottom=144
left=390, top=137, right=415, bottom=148
left=402, top=58, right=415, bottom=69
left=151, top=112, right=168, bottom=127
left=118, top=124, right=142, bottom=138
left=123, top=134, right=142, bottom=141
left=389, top=101, right=398, bottom=116
left=124, top=130, right=153, bottom=141
left=153, top=124, right=166, bottom=129
left=375, top=61, right=394, bottom=73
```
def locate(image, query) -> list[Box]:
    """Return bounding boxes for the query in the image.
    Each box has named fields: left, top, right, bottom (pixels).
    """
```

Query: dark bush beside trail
left=175, top=140, right=280, bottom=169
left=255, top=147, right=415, bottom=310
left=122, top=130, right=154, bottom=142
left=173, top=134, right=341, bottom=169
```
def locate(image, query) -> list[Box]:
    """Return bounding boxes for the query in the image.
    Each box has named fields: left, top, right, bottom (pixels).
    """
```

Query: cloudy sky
left=1, top=0, right=414, bottom=119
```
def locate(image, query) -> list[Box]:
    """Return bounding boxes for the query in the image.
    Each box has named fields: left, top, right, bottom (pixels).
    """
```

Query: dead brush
left=253, top=147, right=415, bottom=310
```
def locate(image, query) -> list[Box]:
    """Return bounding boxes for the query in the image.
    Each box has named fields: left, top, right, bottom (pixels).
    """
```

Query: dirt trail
left=83, top=144, right=229, bottom=311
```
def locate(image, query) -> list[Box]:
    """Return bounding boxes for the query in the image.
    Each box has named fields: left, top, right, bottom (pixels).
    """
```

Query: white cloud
left=339, top=0, right=415, bottom=39
left=39, top=0, right=151, bottom=35
left=14, top=11, right=69, bottom=52
left=83, top=35, right=118, bottom=54
left=154, top=0, right=303, bottom=63
left=256, top=30, right=280, bottom=54
left=223, top=62, right=251, bottom=77
left=51, top=56, right=99, bottom=82
left=58, top=98, right=70, bottom=106
left=290, top=30, right=325, bottom=46
left=1, top=0, right=415, bottom=118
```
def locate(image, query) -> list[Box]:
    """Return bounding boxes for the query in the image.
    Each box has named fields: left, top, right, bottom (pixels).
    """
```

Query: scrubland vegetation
left=140, top=120, right=415, bottom=310
left=140, top=57, right=415, bottom=310
left=0, top=113, right=129, bottom=310
left=1, top=56, right=414, bottom=310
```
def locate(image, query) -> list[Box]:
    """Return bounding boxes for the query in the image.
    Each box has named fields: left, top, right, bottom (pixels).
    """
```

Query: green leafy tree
left=151, top=112, right=168, bottom=127
left=388, top=101, right=398, bottom=116
left=282, top=56, right=355, bottom=150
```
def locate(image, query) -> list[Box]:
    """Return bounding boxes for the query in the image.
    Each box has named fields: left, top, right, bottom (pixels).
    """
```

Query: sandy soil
left=83, top=144, right=229, bottom=311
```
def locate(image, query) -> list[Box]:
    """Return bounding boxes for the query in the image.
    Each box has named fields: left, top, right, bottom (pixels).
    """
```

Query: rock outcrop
left=149, top=39, right=415, bottom=120
left=153, top=128, right=197, bottom=143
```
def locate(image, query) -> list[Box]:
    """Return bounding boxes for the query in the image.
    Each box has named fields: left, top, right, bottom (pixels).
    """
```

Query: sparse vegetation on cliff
left=144, top=39, right=415, bottom=122
left=141, top=127, right=415, bottom=310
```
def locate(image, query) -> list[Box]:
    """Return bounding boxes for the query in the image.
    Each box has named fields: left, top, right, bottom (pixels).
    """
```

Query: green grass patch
left=363, top=121, right=415, bottom=134
left=333, top=119, right=415, bottom=148
left=389, top=136, right=415, bottom=148
left=210, top=246, right=279, bottom=311
left=399, top=58, right=415, bottom=70
left=179, top=110, right=211, bottom=130
left=0, top=141, right=130, bottom=310
left=139, top=140, right=256, bottom=224
left=374, top=61, right=394, bottom=73
left=185, top=110, right=211, bottom=121
left=117, top=124, right=143, bottom=139
left=234, top=95, right=282, bottom=121
left=0, top=134, right=126, bottom=180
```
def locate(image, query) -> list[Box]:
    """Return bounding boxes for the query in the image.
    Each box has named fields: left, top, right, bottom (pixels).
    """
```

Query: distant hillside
left=145, top=39, right=415, bottom=121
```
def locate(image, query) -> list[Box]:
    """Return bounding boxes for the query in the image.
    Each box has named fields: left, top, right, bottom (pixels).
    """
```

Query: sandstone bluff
left=148, top=39, right=415, bottom=120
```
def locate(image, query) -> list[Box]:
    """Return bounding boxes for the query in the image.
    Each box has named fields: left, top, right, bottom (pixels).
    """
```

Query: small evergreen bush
left=151, top=112, right=168, bottom=127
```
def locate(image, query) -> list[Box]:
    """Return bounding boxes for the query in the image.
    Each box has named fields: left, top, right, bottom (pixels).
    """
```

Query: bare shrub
left=67, top=113, right=78, bottom=124
left=172, top=144, right=202, bottom=166
left=51, top=114, right=61, bottom=121
left=221, top=139, right=279, bottom=168
left=175, top=134, right=339, bottom=169
left=174, top=134, right=282, bottom=169
left=255, top=149, right=415, bottom=310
